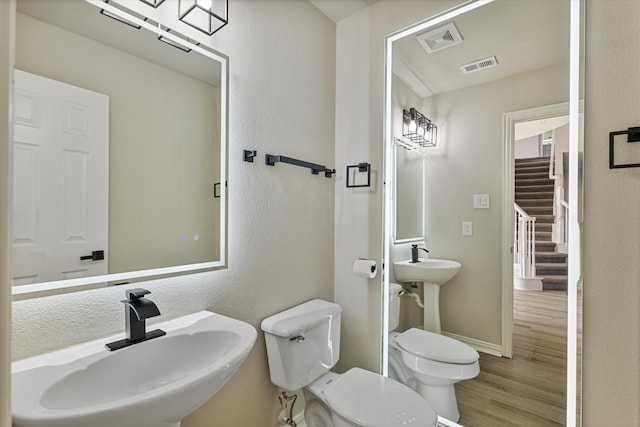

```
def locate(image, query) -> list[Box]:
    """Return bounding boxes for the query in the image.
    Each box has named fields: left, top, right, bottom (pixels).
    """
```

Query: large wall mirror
left=383, top=0, right=583, bottom=425
left=11, top=0, right=228, bottom=298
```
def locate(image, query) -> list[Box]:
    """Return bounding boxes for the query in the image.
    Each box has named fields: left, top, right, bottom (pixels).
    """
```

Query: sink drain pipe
left=278, top=389, right=298, bottom=427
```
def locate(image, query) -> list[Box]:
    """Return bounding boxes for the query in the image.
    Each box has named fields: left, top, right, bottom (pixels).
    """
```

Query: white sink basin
left=393, top=258, right=462, bottom=285
left=12, top=311, right=257, bottom=427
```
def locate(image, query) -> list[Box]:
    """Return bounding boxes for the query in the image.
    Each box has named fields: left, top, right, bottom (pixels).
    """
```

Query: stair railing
left=555, top=193, right=569, bottom=247
left=549, top=141, right=557, bottom=178
left=514, top=203, right=537, bottom=278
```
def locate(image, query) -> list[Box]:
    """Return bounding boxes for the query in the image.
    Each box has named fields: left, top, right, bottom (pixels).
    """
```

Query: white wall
left=515, top=135, right=540, bottom=159
left=582, top=0, right=640, bottom=423
left=6, top=1, right=336, bottom=426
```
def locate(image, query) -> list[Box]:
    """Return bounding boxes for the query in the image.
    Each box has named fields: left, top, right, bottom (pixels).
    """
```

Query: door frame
left=501, top=101, right=571, bottom=358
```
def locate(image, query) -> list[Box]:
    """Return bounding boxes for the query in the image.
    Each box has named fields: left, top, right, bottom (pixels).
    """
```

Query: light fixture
left=139, top=0, right=166, bottom=7
left=157, top=25, right=200, bottom=53
left=178, top=0, right=228, bottom=36
left=100, top=0, right=144, bottom=29
left=402, top=107, right=437, bottom=148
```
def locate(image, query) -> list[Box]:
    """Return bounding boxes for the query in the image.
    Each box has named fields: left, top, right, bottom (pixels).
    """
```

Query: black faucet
left=410, top=244, right=429, bottom=263
left=106, top=288, right=166, bottom=351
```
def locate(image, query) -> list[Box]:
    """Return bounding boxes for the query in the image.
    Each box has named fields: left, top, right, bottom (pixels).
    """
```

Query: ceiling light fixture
left=178, top=0, right=228, bottom=36
left=139, top=0, right=166, bottom=7
left=100, top=0, right=144, bottom=29
left=402, top=108, right=437, bottom=148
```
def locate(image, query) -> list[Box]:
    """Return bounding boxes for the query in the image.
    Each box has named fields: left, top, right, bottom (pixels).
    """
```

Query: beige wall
left=6, top=1, right=336, bottom=426
left=582, top=0, right=640, bottom=423
left=425, top=64, right=569, bottom=345
left=15, top=13, right=221, bottom=274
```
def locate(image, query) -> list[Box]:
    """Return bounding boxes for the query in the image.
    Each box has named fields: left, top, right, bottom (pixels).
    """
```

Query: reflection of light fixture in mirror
left=139, top=0, right=166, bottom=7
left=100, top=0, right=144, bottom=29
left=157, top=25, right=200, bottom=53
left=402, top=107, right=437, bottom=148
left=178, top=0, right=228, bottom=36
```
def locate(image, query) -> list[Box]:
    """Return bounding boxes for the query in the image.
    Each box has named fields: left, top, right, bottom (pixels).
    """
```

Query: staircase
left=515, top=156, right=567, bottom=291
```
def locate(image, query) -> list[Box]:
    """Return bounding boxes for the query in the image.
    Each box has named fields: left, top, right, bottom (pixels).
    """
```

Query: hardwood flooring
left=455, top=290, right=568, bottom=426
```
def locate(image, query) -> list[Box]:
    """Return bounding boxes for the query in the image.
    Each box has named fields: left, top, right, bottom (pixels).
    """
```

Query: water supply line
left=277, top=389, right=297, bottom=427
left=400, top=286, right=424, bottom=308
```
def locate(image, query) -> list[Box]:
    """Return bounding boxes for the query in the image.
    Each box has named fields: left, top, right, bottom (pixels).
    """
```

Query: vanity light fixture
left=402, top=107, right=437, bottom=148
left=139, top=0, right=166, bottom=7
left=178, top=0, right=228, bottom=36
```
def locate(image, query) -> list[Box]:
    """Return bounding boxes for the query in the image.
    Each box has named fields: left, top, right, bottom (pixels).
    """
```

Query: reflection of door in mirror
left=12, top=70, right=109, bottom=285
left=13, top=0, right=225, bottom=295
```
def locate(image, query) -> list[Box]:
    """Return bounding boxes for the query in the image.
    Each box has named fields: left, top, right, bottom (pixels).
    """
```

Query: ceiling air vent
left=460, top=56, right=498, bottom=74
left=416, top=22, right=463, bottom=54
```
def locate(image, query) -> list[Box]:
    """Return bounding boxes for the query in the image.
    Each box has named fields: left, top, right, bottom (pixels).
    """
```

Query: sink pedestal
left=422, top=282, right=441, bottom=334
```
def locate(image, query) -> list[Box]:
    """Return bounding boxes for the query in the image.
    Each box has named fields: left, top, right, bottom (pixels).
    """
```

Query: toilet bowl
left=388, top=283, right=480, bottom=422
left=261, top=299, right=437, bottom=427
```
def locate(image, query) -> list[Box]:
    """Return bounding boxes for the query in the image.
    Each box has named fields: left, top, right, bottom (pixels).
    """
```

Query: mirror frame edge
left=10, top=0, right=230, bottom=300
left=381, top=0, right=584, bottom=425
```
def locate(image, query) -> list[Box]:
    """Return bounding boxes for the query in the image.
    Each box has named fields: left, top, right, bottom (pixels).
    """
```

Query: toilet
left=261, top=299, right=438, bottom=427
left=387, top=283, right=480, bottom=422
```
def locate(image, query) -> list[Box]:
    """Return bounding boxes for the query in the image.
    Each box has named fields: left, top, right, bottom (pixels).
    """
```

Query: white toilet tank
left=389, top=283, right=403, bottom=332
left=261, top=299, right=342, bottom=391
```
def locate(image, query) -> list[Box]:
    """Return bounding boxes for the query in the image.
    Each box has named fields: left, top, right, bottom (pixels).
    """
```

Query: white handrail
left=549, top=139, right=558, bottom=179
left=514, top=203, right=536, bottom=278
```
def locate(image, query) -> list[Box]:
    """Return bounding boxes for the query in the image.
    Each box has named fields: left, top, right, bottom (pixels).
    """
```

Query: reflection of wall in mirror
left=392, top=75, right=424, bottom=243
left=15, top=13, right=221, bottom=276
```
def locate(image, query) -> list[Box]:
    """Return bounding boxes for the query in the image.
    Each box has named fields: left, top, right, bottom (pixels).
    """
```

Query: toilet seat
left=397, top=328, right=479, bottom=364
left=322, top=367, right=437, bottom=427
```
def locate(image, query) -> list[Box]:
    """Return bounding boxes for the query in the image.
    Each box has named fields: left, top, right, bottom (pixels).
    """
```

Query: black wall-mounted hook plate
left=243, top=149, right=257, bottom=162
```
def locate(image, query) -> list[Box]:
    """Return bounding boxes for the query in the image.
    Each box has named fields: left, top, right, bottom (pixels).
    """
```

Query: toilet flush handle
left=289, top=335, right=305, bottom=343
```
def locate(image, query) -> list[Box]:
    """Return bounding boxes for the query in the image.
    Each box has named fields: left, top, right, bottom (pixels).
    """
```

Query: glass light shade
left=178, top=0, right=228, bottom=36
left=402, top=108, right=437, bottom=148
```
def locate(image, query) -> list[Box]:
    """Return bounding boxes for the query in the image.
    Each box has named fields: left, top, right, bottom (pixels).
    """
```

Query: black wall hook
left=243, top=150, right=257, bottom=162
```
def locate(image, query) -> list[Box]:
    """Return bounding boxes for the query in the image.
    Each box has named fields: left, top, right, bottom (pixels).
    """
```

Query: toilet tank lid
left=261, top=299, right=341, bottom=338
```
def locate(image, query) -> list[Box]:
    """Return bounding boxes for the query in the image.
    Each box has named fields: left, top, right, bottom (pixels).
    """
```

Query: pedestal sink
left=12, top=311, right=257, bottom=427
left=393, top=258, right=462, bottom=334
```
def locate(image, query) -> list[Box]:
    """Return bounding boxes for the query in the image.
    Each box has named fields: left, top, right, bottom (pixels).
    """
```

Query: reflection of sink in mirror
left=393, top=258, right=462, bottom=285
left=12, top=311, right=256, bottom=427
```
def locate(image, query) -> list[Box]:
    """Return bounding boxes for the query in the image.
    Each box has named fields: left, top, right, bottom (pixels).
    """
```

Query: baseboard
left=441, top=331, right=503, bottom=357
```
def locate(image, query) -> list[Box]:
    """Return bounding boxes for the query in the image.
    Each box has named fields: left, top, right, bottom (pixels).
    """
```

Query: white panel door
left=12, top=70, right=109, bottom=286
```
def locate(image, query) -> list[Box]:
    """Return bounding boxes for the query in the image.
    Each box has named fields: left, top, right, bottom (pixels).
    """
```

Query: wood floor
left=455, top=290, right=567, bottom=426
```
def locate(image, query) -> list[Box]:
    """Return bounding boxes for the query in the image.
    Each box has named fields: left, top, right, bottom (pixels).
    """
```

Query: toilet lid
left=397, top=328, right=479, bottom=364
left=323, top=367, right=437, bottom=427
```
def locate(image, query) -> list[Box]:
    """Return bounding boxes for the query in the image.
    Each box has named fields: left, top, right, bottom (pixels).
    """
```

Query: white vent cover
left=416, top=22, right=463, bottom=54
left=460, top=56, right=498, bottom=74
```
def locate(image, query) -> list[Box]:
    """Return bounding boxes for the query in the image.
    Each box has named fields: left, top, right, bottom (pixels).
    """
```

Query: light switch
left=473, top=194, right=490, bottom=209
left=462, top=221, right=473, bottom=236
